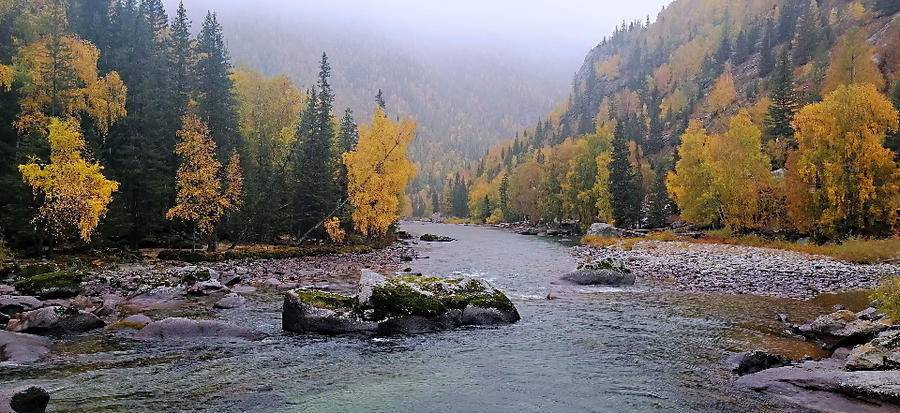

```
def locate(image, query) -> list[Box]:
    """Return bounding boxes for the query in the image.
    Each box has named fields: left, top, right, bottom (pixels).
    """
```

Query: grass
left=444, top=217, right=469, bottom=225
left=584, top=231, right=900, bottom=264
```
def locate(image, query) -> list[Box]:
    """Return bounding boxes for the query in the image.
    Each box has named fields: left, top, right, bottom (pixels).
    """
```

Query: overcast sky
left=176, top=0, right=673, bottom=69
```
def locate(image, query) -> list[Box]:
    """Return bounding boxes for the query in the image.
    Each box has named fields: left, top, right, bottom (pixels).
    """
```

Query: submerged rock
left=7, top=306, right=104, bottom=336
left=727, top=351, right=790, bottom=376
left=213, top=293, right=248, bottom=309
left=282, top=271, right=520, bottom=336
left=135, top=317, right=263, bottom=340
left=562, top=259, right=635, bottom=286
left=0, top=296, right=42, bottom=316
left=0, top=330, right=51, bottom=363
left=419, top=234, right=454, bottom=242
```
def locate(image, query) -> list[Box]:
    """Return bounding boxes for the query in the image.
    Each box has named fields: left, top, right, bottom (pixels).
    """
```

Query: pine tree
left=792, top=0, right=820, bottom=66
left=196, top=12, right=238, bottom=154
left=759, top=18, right=776, bottom=77
left=608, top=122, right=642, bottom=228
left=765, top=50, right=798, bottom=146
left=645, top=170, right=670, bottom=229
left=499, top=172, right=511, bottom=221
left=375, top=88, right=386, bottom=109
left=170, top=1, right=192, bottom=116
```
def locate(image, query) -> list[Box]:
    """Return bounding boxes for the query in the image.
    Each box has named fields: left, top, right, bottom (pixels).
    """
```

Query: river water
left=2, top=222, right=862, bottom=412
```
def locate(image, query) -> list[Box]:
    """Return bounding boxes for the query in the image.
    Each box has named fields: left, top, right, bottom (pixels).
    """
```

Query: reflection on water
left=0, top=222, right=860, bottom=412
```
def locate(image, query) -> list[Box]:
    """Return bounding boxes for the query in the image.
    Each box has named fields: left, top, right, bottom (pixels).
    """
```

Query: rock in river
left=419, top=234, right=454, bottom=242
left=136, top=317, right=263, bottom=341
left=846, top=330, right=900, bottom=371
left=0, top=330, right=51, bottom=363
left=795, top=310, right=888, bottom=350
left=0, top=296, right=42, bottom=316
left=727, top=351, right=790, bottom=376
left=283, top=270, right=520, bottom=336
left=7, top=306, right=104, bottom=336
left=1, top=386, right=50, bottom=413
left=561, top=259, right=635, bottom=286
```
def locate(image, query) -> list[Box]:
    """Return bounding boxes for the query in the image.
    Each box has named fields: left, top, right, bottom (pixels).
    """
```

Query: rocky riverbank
left=572, top=241, right=900, bottom=299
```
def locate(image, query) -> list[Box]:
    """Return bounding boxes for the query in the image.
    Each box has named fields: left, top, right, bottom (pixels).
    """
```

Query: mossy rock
left=14, top=271, right=83, bottom=299
left=293, top=289, right=357, bottom=310
left=20, top=262, right=60, bottom=278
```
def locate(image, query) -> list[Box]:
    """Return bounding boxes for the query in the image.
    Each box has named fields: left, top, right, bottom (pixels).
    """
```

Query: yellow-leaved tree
left=342, top=106, right=416, bottom=237
left=786, top=84, right=899, bottom=238
left=667, top=111, right=772, bottom=230
left=822, top=29, right=885, bottom=95
left=18, top=117, right=119, bottom=241
left=166, top=113, right=243, bottom=250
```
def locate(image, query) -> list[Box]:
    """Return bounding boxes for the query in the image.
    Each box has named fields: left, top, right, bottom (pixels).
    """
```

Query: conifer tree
left=196, top=11, right=238, bottom=154
left=765, top=49, right=798, bottom=146
left=170, top=1, right=192, bottom=116
left=792, top=0, right=820, bottom=65
left=608, top=123, right=642, bottom=228
left=375, top=88, right=386, bottom=109
left=759, top=18, right=776, bottom=77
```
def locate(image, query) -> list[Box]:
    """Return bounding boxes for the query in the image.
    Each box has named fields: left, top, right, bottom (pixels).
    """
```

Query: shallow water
left=2, top=222, right=858, bottom=412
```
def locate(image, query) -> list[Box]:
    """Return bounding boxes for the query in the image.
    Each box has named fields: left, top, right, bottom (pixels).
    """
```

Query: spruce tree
left=792, top=0, right=819, bottom=65
left=499, top=172, right=511, bottom=221
left=196, top=12, right=238, bottom=154
left=170, top=1, right=192, bottom=116
left=375, top=88, right=386, bottom=109
left=608, top=122, right=643, bottom=228
left=765, top=49, right=798, bottom=145
left=759, top=18, right=776, bottom=77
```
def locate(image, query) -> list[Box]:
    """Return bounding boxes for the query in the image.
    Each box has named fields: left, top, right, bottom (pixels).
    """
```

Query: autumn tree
left=166, top=113, right=242, bottom=251
left=786, top=84, right=899, bottom=238
left=705, top=65, right=736, bottom=115
left=822, top=29, right=885, bottom=94
left=342, top=106, right=416, bottom=237
left=19, top=117, right=119, bottom=242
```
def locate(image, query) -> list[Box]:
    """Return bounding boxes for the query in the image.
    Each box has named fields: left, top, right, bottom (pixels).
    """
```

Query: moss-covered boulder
left=282, top=270, right=520, bottom=336
left=562, top=258, right=635, bottom=286
left=14, top=271, right=83, bottom=299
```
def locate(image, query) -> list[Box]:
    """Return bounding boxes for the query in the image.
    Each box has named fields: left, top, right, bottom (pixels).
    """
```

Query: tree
left=822, top=29, right=885, bottom=94
left=342, top=106, right=416, bottom=237
left=786, top=84, right=899, bottom=238
left=19, top=117, right=119, bottom=242
left=705, top=66, right=736, bottom=115
left=608, top=122, right=642, bottom=228
left=169, top=1, right=192, bottom=115
left=498, top=172, right=511, bottom=221
left=375, top=88, right=386, bottom=109
left=792, top=0, right=820, bottom=65
left=875, top=0, right=900, bottom=16
left=759, top=18, right=776, bottom=77
left=765, top=49, right=798, bottom=145
left=195, top=11, right=238, bottom=154
left=166, top=113, right=241, bottom=251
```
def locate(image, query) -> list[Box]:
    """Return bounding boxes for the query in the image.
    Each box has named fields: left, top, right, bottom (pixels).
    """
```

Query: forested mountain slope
left=456, top=0, right=899, bottom=240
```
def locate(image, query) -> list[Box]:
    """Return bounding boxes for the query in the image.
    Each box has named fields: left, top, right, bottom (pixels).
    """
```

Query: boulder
left=727, top=351, right=790, bottom=376
left=1, top=386, right=50, bottom=413
left=135, top=317, right=263, bottom=340
left=736, top=356, right=900, bottom=413
left=562, top=259, right=635, bottom=286
left=13, top=271, right=82, bottom=299
left=0, top=330, right=51, bottom=363
left=186, top=280, right=228, bottom=296
left=177, top=266, right=218, bottom=285
left=587, top=223, right=624, bottom=238
left=283, top=272, right=520, bottom=336
left=121, top=286, right=186, bottom=312
left=419, top=234, right=454, bottom=242
left=219, top=273, right=243, bottom=287
left=857, top=307, right=885, bottom=321
left=19, top=263, right=59, bottom=278
left=213, top=293, right=247, bottom=309
left=7, top=306, right=104, bottom=335
left=846, top=330, right=900, bottom=371
left=795, top=310, right=888, bottom=349
left=0, top=296, right=42, bottom=316
left=107, top=314, right=152, bottom=330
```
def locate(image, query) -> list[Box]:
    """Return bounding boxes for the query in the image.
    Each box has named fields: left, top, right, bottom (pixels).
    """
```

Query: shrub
left=872, top=277, right=900, bottom=320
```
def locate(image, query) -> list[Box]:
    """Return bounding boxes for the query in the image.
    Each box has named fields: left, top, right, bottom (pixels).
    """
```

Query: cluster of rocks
left=732, top=306, right=900, bottom=411
left=560, top=258, right=636, bottom=286
left=418, top=234, right=454, bottom=242
left=573, top=241, right=900, bottom=299
left=283, top=269, right=520, bottom=336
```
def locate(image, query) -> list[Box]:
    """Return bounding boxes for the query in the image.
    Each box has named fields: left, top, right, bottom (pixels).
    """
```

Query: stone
left=0, top=296, right=42, bottom=316
left=219, top=273, right=243, bottom=287
left=283, top=271, right=520, bottom=336
left=121, top=287, right=186, bottom=313
left=213, top=293, right=247, bottom=309
left=5, top=386, right=50, bottom=413
left=846, top=330, right=900, bottom=371
left=0, top=330, right=51, bottom=363
left=135, top=317, right=264, bottom=341
left=7, top=306, right=104, bottom=336
left=727, top=351, right=790, bottom=376
left=795, top=310, right=888, bottom=349
left=562, top=259, right=635, bottom=286
left=857, top=307, right=885, bottom=321
left=776, top=313, right=790, bottom=324
left=587, top=223, right=624, bottom=238
left=13, top=271, right=82, bottom=299
left=419, top=234, right=454, bottom=242
left=186, top=280, right=228, bottom=296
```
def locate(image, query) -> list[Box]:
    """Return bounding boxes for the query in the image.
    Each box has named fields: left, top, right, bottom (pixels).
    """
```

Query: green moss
left=20, top=262, right=59, bottom=277
left=294, top=289, right=356, bottom=310
left=581, top=258, right=631, bottom=274
left=14, top=270, right=83, bottom=298
left=368, top=283, right=446, bottom=319
left=107, top=320, right=147, bottom=330
left=466, top=291, right=517, bottom=313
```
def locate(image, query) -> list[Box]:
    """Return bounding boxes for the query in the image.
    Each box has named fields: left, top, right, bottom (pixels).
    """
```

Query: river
left=2, top=222, right=860, bottom=412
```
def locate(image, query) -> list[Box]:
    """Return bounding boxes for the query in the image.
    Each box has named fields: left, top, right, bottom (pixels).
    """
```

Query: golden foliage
left=224, top=150, right=243, bottom=207
left=18, top=117, right=119, bottom=241
left=705, top=66, right=736, bottom=115
left=323, top=217, right=346, bottom=244
left=786, top=84, right=899, bottom=238
left=231, top=68, right=304, bottom=165
left=343, top=106, right=416, bottom=237
left=0, top=64, right=13, bottom=91
left=822, top=29, right=885, bottom=94
left=166, top=114, right=241, bottom=236
left=667, top=112, right=772, bottom=230
left=594, top=55, right=621, bottom=79
left=84, top=71, right=127, bottom=135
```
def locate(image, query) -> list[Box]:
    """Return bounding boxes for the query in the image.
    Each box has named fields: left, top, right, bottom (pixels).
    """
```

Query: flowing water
left=1, top=222, right=864, bottom=412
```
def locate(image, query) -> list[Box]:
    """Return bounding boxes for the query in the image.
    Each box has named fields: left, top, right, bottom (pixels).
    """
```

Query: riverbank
left=572, top=240, right=900, bottom=300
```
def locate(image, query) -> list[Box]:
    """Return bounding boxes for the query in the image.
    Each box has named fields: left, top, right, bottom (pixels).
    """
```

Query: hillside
left=452, top=0, right=900, bottom=239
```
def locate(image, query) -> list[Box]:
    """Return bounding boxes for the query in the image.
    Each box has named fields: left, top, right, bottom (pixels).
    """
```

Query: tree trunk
left=207, top=228, right=218, bottom=252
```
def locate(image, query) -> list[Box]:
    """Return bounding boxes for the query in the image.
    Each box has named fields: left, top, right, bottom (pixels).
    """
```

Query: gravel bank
left=572, top=241, right=900, bottom=299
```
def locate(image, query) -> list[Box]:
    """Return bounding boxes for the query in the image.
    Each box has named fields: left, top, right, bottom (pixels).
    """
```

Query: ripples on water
left=1, top=222, right=858, bottom=412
